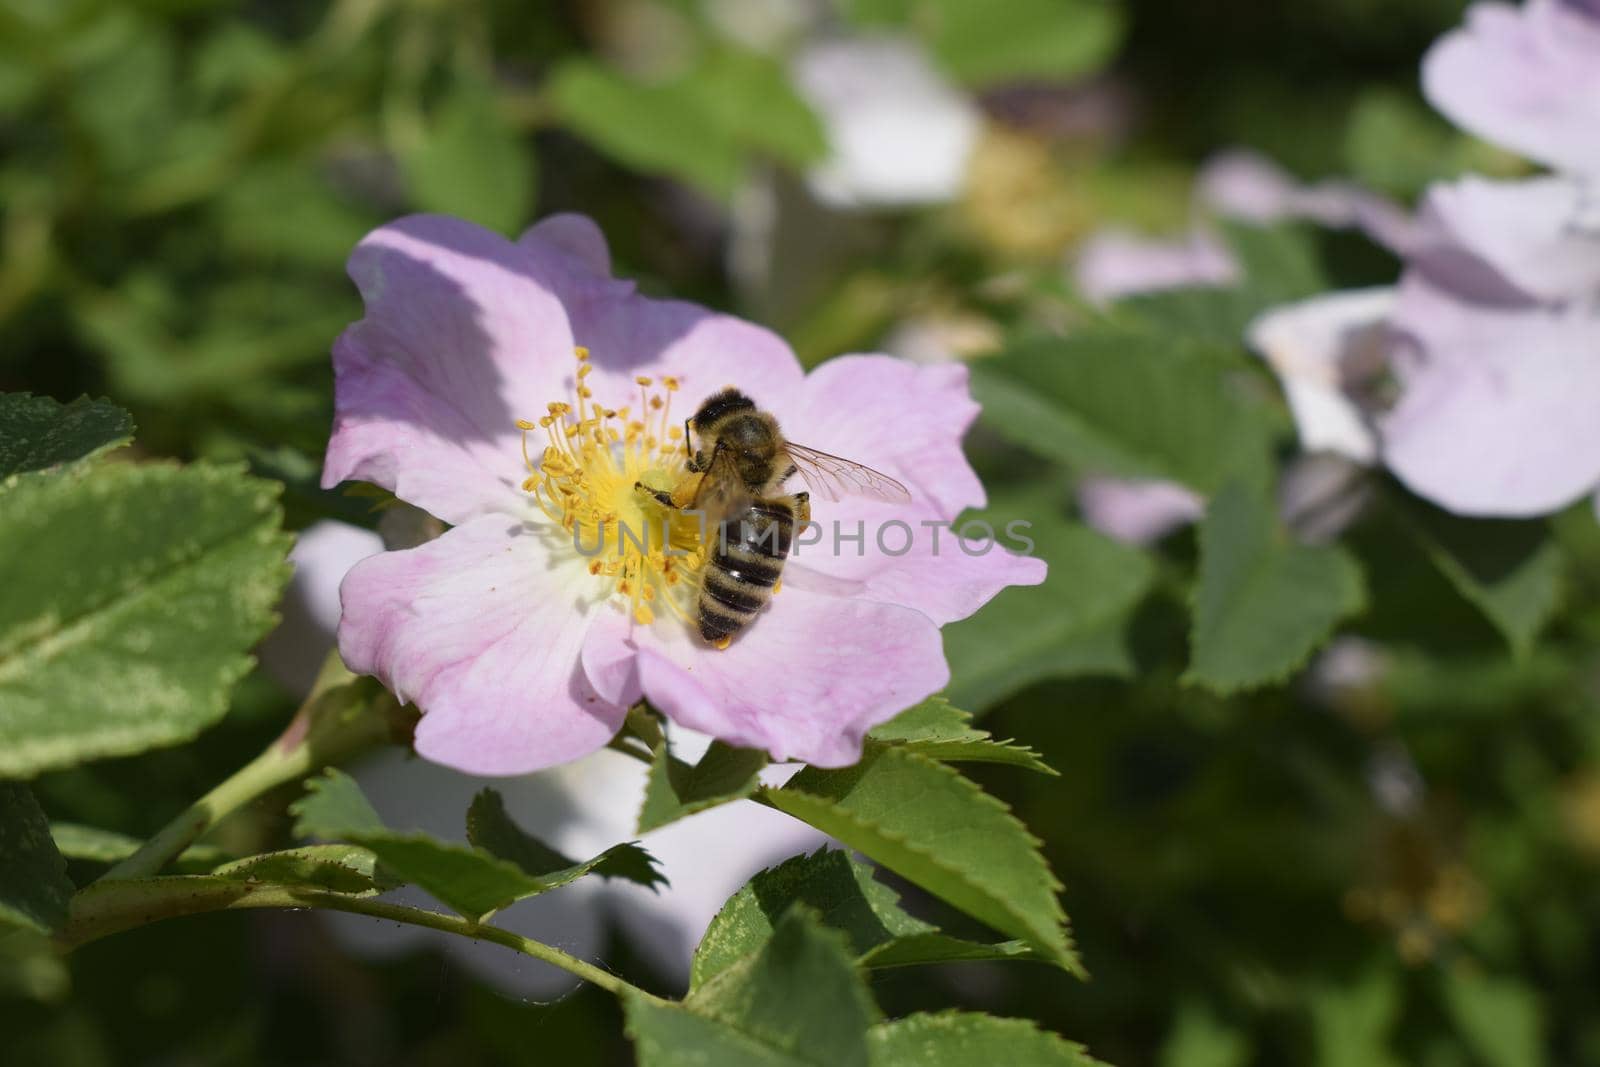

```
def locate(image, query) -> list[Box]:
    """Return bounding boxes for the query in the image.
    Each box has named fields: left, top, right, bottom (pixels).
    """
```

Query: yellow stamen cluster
left=521, top=347, right=705, bottom=626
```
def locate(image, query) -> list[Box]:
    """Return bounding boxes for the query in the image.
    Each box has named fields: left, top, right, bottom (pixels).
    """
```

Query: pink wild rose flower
left=322, top=213, right=1044, bottom=775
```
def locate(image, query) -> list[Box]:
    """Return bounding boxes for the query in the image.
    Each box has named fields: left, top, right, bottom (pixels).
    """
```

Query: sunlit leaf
left=212, top=845, right=395, bottom=895
left=639, top=741, right=768, bottom=833
left=629, top=908, right=876, bottom=1067
left=693, top=848, right=1039, bottom=989
left=869, top=698, right=1055, bottom=774
left=0, top=463, right=291, bottom=778
left=762, top=747, right=1081, bottom=975
left=868, top=1012, right=1104, bottom=1066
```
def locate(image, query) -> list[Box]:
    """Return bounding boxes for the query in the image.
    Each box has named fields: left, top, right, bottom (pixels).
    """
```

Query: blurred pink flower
left=1197, top=149, right=1419, bottom=250
left=1075, top=477, right=1204, bottom=546
left=791, top=37, right=980, bottom=209
left=1072, top=228, right=1238, bottom=305
left=265, top=522, right=823, bottom=997
left=1248, top=287, right=1396, bottom=465
left=1423, top=0, right=1600, bottom=178
left=324, top=213, right=1042, bottom=775
left=1380, top=177, right=1600, bottom=516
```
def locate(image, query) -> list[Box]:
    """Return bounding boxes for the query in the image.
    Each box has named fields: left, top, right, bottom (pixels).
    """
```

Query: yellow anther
left=521, top=355, right=708, bottom=638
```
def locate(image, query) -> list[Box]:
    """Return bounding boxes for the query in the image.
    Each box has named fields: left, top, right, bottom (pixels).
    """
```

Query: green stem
left=58, top=877, right=661, bottom=1003
left=101, top=655, right=394, bottom=882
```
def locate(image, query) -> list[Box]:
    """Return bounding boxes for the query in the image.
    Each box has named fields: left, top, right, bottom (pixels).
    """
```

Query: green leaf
left=693, top=848, right=1038, bottom=989
left=549, top=60, right=743, bottom=197
left=762, top=746, right=1081, bottom=975
left=1186, top=483, right=1365, bottom=693
left=972, top=331, right=1275, bottom=495
left=626, top=997, right=810, bottom=1067
left=689, top=49, right=827, bottom=168
left=925, top=0, right=1123, bottom=87
left=548, top=49, right=824, bottom=199
left=467, top=789, right=665, bottom=891
left=1440, top=970, right=1543, bottom=1067
left=928, top=0, right=1126, bottom=87
left=639, top=741, right=769, bottom=833
left=1220, top=221, right=1330, bottom=306
left=941, top=497, right=1155, bottom=708
left=0, top=462, right=292, bottom=778
left=0, top=783, right=74, bottom=934
left=1160, top=1002, right=1248, bottom=1067
left=1113, top=287, right=1280, bottom=350
left=695, top=907, right=877, bottom=1064
left=630, top=909, right=875, bottom=1065
left=49, top=823, right=227, bottom=873
left=1343, top=88, right=1467, bottom=199
left=869, top=698, right=1055, bottom=774
left=1402, top=503, right=1562, bottom=659
left=1309, top=968, right=1405, bottom=1067
left=399, top=77, right=534, bottom=235
left=211, top=845, right=394, bottom=895
left=0, top=393, right=133, bottom=481
left=292, top=772, right=660, bottom=922
left=868, top=1012, right=1102, bottom=1066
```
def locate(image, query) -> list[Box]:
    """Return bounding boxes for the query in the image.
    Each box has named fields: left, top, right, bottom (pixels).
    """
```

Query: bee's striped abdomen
left=698, top=500, right=794, bottom=645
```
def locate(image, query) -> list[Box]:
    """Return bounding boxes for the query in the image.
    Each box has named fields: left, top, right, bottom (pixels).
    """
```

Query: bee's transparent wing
left=783, top=442, right=912, bottom=503
left=690, top=443, right=754, bottom=514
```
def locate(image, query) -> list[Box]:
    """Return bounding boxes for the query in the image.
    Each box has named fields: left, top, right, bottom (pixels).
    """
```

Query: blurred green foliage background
left=8, top=0, right=1600, bottom=1064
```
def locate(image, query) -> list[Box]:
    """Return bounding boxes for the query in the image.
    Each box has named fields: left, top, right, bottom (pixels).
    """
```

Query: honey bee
left=637, top=387, right=911, bottom=647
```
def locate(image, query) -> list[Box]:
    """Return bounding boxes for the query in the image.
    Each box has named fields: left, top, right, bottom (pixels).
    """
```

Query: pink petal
left=781, top=357, right=983, bottom=520
left=519, top=213, right=613, bottom=276
left=516, top=216, right=809, bottom=432
left=323, top=215, right=579, bottom=525
left=767, top=356, right=1042, bottom=625
left=339, top=514, right=627, bottom=774
left=1380, top=272, right=1600, bottom=516
left=1422, top=0, right=1600, bottom=177
left=582, top=589, right=949, bottom=767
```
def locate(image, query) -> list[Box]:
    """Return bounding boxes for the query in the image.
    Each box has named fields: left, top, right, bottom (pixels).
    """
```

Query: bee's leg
left=634, top=482, right=680, bottom=509
left=792, top=491, right=811, bottom=526
left=682, top=418, right=695, bottom=462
